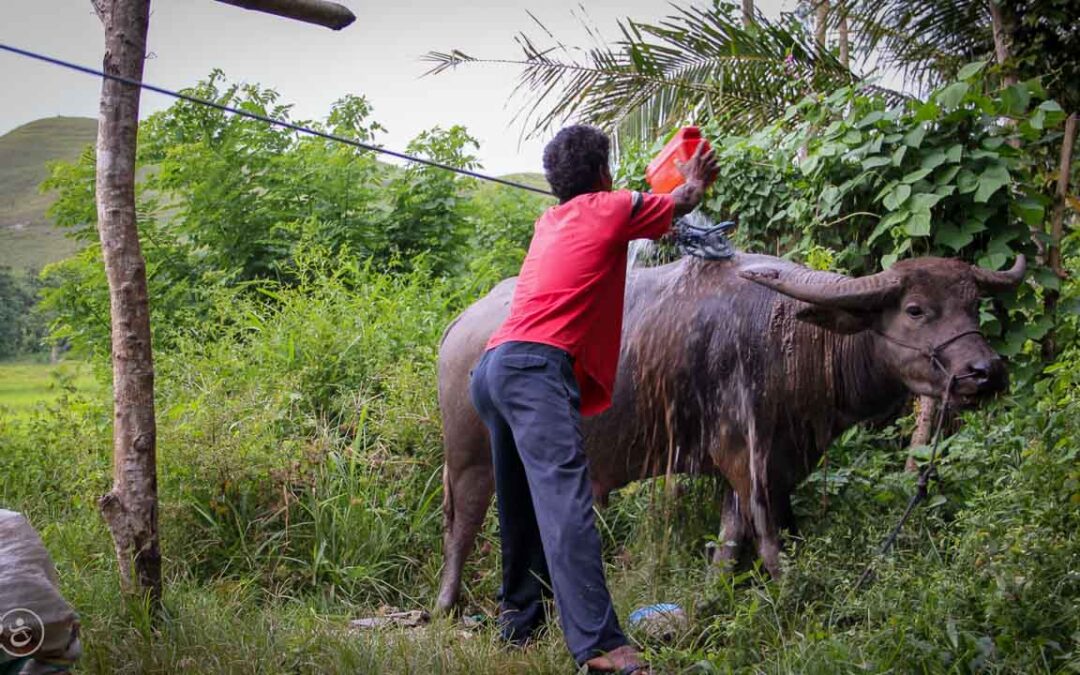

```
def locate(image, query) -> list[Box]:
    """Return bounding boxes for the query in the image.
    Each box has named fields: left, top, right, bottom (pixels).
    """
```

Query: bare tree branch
left=90, top=0, right=107, bottom=21
left=214, top=0, right=356, bottom=30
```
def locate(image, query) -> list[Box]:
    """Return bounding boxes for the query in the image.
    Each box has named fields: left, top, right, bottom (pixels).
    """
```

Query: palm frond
left=829, top=0, right=994, bottom=92
left=423, top=2, right=902, bottom=143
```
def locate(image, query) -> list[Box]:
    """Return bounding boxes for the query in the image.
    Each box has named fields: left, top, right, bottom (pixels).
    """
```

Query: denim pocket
left=500, top=353, right=548, bottom=370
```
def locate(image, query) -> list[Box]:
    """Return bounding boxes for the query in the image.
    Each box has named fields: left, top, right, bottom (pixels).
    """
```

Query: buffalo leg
left=748, top=438, right=783, bottom=577
left=435, top=460, right=494, bottom=613
left=711, top=488, right=749, bottom=569
left=771, top=489, right=798, bottom=537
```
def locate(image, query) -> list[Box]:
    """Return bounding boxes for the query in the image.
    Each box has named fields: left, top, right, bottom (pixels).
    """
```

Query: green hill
left=499, top=172, right=548, bottom=191
left=0, top=117, right=97, bottom=274
left=0, top=117, right=546, bottom=275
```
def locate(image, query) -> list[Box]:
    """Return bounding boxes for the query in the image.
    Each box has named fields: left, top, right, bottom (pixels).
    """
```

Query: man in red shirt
left=469, top=125, right=718, bottom=673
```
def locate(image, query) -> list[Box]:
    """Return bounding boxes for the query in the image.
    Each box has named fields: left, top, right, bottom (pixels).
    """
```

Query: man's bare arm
left=672, top=143, right=720, bottom=217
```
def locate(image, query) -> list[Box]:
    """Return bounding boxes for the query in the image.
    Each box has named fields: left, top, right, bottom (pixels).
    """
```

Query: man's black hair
left=543, top=125, right=611, bottom=202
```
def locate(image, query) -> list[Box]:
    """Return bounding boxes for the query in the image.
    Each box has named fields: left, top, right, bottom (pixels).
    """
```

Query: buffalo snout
left=955, top=354, right=1008, bottom=398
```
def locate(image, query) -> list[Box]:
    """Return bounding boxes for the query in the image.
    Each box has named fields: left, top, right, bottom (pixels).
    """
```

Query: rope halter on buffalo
left=853, top=327, right=985, bottom=591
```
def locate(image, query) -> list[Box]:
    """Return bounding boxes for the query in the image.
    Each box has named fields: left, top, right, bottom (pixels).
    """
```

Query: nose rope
left=853, top=370, right=957, bottom=591
left=872, top=328, right=985, bottom=378
left=852, top=326, right=987, bottom=591
left=850, top=329, right=983, bottom=589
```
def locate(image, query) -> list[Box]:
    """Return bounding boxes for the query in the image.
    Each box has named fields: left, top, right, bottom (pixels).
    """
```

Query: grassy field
left=0, top=116, right=96, bottom=274
left=0, top=358, right=102, bottom=414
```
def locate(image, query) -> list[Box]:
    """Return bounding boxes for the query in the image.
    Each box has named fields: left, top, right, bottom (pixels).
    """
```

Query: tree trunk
left=905, top=396, right=936, bottom=472
left=838, top=10, right=850, bottom=68
left=815, top=0, right=829, bottom=52
left=1043, top=111, right=1077, bottom=360
left=92, top=0, right=162, bottom=608
left=988, top=0, right=1017, bottom=87
left=742, top=0, right=754, bottom=27
left=1049, top=113, right=1077, bottom=280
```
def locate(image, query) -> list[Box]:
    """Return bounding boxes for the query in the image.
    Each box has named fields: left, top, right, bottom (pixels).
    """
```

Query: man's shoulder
left=554, top=191, right=633, bottom=222
left=576, top=190, right=634, bottom=207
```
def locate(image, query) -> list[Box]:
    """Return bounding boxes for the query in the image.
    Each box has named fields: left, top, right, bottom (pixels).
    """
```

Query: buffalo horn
left=970, top=254, right=1026, bottom=292
left=739, top=266, right=903, bottom=310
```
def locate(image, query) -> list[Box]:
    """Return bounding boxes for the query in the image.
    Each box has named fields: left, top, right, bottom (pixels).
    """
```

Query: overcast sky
left=2, top=0, right=791, bottom=175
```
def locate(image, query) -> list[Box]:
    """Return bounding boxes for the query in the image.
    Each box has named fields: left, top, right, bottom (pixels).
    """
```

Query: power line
left=0, top=42, right=555, bottom=197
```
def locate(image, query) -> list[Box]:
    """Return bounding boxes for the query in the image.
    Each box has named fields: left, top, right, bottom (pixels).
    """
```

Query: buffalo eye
left=905, top=304, right=925, bottom=319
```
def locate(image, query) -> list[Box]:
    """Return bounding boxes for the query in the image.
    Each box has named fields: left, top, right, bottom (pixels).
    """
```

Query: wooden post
left=91, top=0, right=162, bottom=608
left=215, top=0, right=356, bottom=30
left=906, top=396, right=936, bottom=472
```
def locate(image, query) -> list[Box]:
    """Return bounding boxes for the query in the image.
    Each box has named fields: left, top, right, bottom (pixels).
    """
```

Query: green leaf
left=881, top=253, right=899, bottom=269
left=842, top=129, right=863, bottom=145
left=914, top=101, right=940, bottom=122
left=1001, top=83, right=1032, bottom=115
left=935, top=224, right=973, bottom=251
left=905, top=211, right=932, bottom=236
left=892, top=145, right=908, bottom=167
left=927, top=494, right=948, bottom=509
left=868, top=210, right=906, bottom=246
left=974, top=164, right=1010, bottom=203
left=856, top=110, right=885, bottom=128
left=904, top=125, right=927, bottom=148
left=998, top=329, right=1026, bottom=358
left=962, top=218, right=987, bottom=235
left=874, top=180, right=899, bottom=202
left=883, top=184, right=911, bottom=211
left=1029, top=108, right=1046, bottom=130
left=909, top=192, right=943, bottom=212
left=920, top=149, right=946, bottom=170
left=1034, top=267, right=1062, bottom=291
left=935, top=82, right=969, bottom=110
left=1013, top=197, right=1044, bottom=226
left=944, top=144, right=963, bottom=163
left=1024, top=316, right=1054, bottom=340
left=1037, top=100, right=1066, bottom=126
left=902, top=168, right=933, bottom=184
left=935, top=166, right=961, bottom=185
left=862, top=155, right=892, bottom=169
left=977, top=252, right=1007, bottom=270
left=956, top=60, right=988, bottom=80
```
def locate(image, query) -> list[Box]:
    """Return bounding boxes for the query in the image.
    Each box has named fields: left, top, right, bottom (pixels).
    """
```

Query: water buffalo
left=434, top=252, right=1025, bottom=612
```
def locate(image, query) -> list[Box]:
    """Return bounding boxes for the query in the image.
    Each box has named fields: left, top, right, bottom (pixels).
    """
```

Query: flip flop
left=587, top=665, right=649, bottom=675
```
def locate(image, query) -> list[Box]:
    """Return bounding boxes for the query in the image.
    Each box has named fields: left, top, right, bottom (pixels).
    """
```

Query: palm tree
left=424, top=3, right=880, bottom=144
left=827, top=0, right=997, bottom=93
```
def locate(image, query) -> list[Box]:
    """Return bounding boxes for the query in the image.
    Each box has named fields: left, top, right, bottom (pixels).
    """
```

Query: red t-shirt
left=487, top=190, right=676, bottom=416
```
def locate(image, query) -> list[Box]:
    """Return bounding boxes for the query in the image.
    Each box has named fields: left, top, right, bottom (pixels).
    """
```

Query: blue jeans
left=469, top=341, right=627, bottom=664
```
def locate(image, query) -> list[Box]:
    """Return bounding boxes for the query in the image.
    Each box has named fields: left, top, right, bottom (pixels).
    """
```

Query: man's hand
left=672, top=142, right=720, bottom=217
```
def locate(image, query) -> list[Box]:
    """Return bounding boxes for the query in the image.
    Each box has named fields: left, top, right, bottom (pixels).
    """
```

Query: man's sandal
left=587, top=665, right=649, bottom=675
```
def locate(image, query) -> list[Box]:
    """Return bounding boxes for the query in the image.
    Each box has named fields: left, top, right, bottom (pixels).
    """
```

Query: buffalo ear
left=795, top=304, right=875, bottom=334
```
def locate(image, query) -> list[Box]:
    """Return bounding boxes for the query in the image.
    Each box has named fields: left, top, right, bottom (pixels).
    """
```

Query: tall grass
left=0, top=255, right=1076, bottom=673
